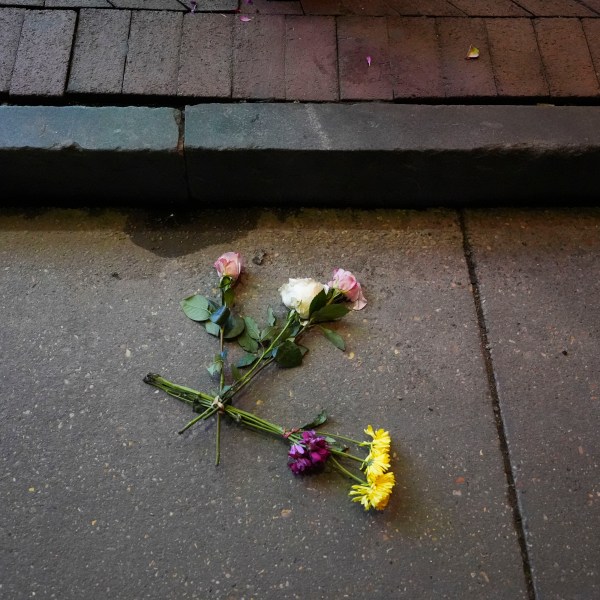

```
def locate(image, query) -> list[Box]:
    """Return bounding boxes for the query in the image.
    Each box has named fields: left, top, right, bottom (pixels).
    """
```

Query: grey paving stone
left=9, top=9, right=76, bottom=96
left=68, top=9, right=131, bottom=94
left=232, top=14, right=286, bottom=99
left=0, top=209, right=528, bottom=599
left=110, top=0, right=187, bottom=9
left=123, top=11, right=183, bottom=95
left=0, top=0, right=43, bottom=6
left=0, top=8, right=24, bottom=93
left=45, top=0, right=112, bottom=7
left=177, top=13, right=233, bottom=97
left=0, top=105, right=186, bottom=201
left=465, top=210, right=600, bottom=600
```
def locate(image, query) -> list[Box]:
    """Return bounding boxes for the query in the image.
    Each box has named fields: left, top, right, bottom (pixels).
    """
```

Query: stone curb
left=2, top=103, right=600, bottom=205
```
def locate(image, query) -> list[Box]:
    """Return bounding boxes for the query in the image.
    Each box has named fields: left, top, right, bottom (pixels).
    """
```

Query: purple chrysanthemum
left=288, top=431, right=330, bottom=475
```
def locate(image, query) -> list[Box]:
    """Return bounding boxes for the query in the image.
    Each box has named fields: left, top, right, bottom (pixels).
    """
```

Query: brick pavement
left=1, top=1, right=600, bottom=101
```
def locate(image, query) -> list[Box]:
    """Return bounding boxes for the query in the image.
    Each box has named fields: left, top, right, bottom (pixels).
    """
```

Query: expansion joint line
left=458, top=210, right=537, bottom=600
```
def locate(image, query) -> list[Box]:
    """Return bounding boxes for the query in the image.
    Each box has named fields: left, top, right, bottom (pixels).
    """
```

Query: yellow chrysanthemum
left=349, top=471, right=395, bottom=511
left=363, top=447, right=391, bottom=479
left=363, top=425, right=391, bottom=453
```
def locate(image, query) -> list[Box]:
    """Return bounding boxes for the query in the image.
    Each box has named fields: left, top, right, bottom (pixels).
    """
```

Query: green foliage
left=237, top=329, right=259, bottom=353
left=180, top=295, right=211, bottom=321
left=311, top=304, right=350, bottom=323
left=274, top=341, right=304, bottom=368
left=319, top=326, right=346, bottom=351
left=244, top=316, right=260, bottom=341
left=210, top=305, right=230, bottom=326
left=308, top=289, right=327, bottom=316
left=223, top=314, right=245, bottom=339
left=301, top=409, right=327, bottom=429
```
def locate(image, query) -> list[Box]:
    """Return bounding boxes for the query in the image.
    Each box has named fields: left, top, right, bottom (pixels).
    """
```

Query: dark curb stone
left=3, top=103, right=600, bottom=206
left=184, top=103, right=600, bottom=205
left=0, top=106, right=186, bottom=203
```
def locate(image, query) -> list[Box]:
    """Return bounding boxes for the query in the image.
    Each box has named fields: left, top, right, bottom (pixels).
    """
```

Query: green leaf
left=244, top=316, right=260, bottom=340
left=311, top=304, right=350, bottom=323
left=237, top=353, right=258, bottom=368
left=274, top=341, right=303, bottom=368
left=301, top=409, right=327, bottom=429
left=260, top=325, right=280, bottom=342
left=267, top=306, right=276, bottom=326
left=297, top=344, right=309, bottom=357
left=180, top=295, right=211, bottom=322
left=237, top=329, right=259, bottom=353
left=308, top=289, right=328, bottom=316
left=205, top=321, right=221, bottom=337
left=231, top=365, right=242, bottom=381
left=207, top=355, right=223, bottom=378
left=319, top=326, right=346, bottom=351
left=210, top=305, right=230, bottom=326
left=223, top=314, right=245, bottom=339
left=324, top=437, right=347, bottom=452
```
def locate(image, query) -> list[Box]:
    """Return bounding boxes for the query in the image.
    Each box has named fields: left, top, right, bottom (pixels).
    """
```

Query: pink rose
left=328, top=268, right=367, bottom=310
left=214, top=252, right=243, bottom=281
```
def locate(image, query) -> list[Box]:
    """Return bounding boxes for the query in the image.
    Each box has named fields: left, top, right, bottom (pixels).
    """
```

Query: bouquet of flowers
left=144, top=253, right=395, bottom=511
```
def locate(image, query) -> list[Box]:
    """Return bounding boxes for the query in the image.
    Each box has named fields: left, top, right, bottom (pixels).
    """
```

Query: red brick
left=301, top=0, right=346, bottom=16
left=233, top=15, right=285, bottom=99
left=447, top=0, right=529, bottom=16
left=515, top=0, right=595, bottom=16
left=486, top=18, right=548, bottom=97
left=582, top=19, right=600, bottom=86
left=245, top=0, right=303, bottom=14
left=340, top=0, right=397, bottom=16
left=387, top=17, right=444, bottom=98
left=123, top=11, right=183, bottom=95
left=0, top=8, right=24, bottom=93
left=579, top=0, right=600, bottom=14
left=110, top=0, right=186, bottom=8
left=178, top=14, right=233, bottom=97
left=10, top=10, right=76, bottom=96
left=338, top=16, right=393, bottom=99
left=385, top=0, right=463, bottom=16
left=68, top=9, right=130, bottom=94
left=285, top=15, right=338, bottom=100
left=535, top=18, right=600, bottom=96
left=437, top=17, right=496, bottom=97
left=303, top=0, right=394, bottom=16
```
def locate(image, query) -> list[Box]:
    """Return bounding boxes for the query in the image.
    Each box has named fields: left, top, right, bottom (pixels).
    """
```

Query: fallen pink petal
left=240, top=15, right=252, bottom=22
left=366, top=56, right=372, bottom=67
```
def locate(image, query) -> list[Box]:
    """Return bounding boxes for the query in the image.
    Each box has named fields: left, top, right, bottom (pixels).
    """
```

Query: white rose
left=279, top=278, right=326, bottom=319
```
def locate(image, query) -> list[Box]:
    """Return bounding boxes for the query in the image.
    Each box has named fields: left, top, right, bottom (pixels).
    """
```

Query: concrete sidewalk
left=0, top=207, right=598, bottom=599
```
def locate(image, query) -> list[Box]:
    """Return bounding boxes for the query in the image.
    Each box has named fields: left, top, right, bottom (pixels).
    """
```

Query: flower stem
left=329, top=456, right=366, bottom=484
left=215, top=412, right=221, bottom=465
left=178, top=406, right=214, bottom=434
left=318, top=431, right=364, bottom=446
left=330, top=449, right=364, bottom=463
left=225, top=311, right=296, bottom=398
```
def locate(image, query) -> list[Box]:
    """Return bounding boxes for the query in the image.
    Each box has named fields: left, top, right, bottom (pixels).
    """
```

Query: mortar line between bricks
left=458, top=210, right=537, bottom=600
left=178, top=108, right=193, bottom=201
left=581, top=18, right=600, bottom=89
left=63, top=8, right=80, bottom=96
